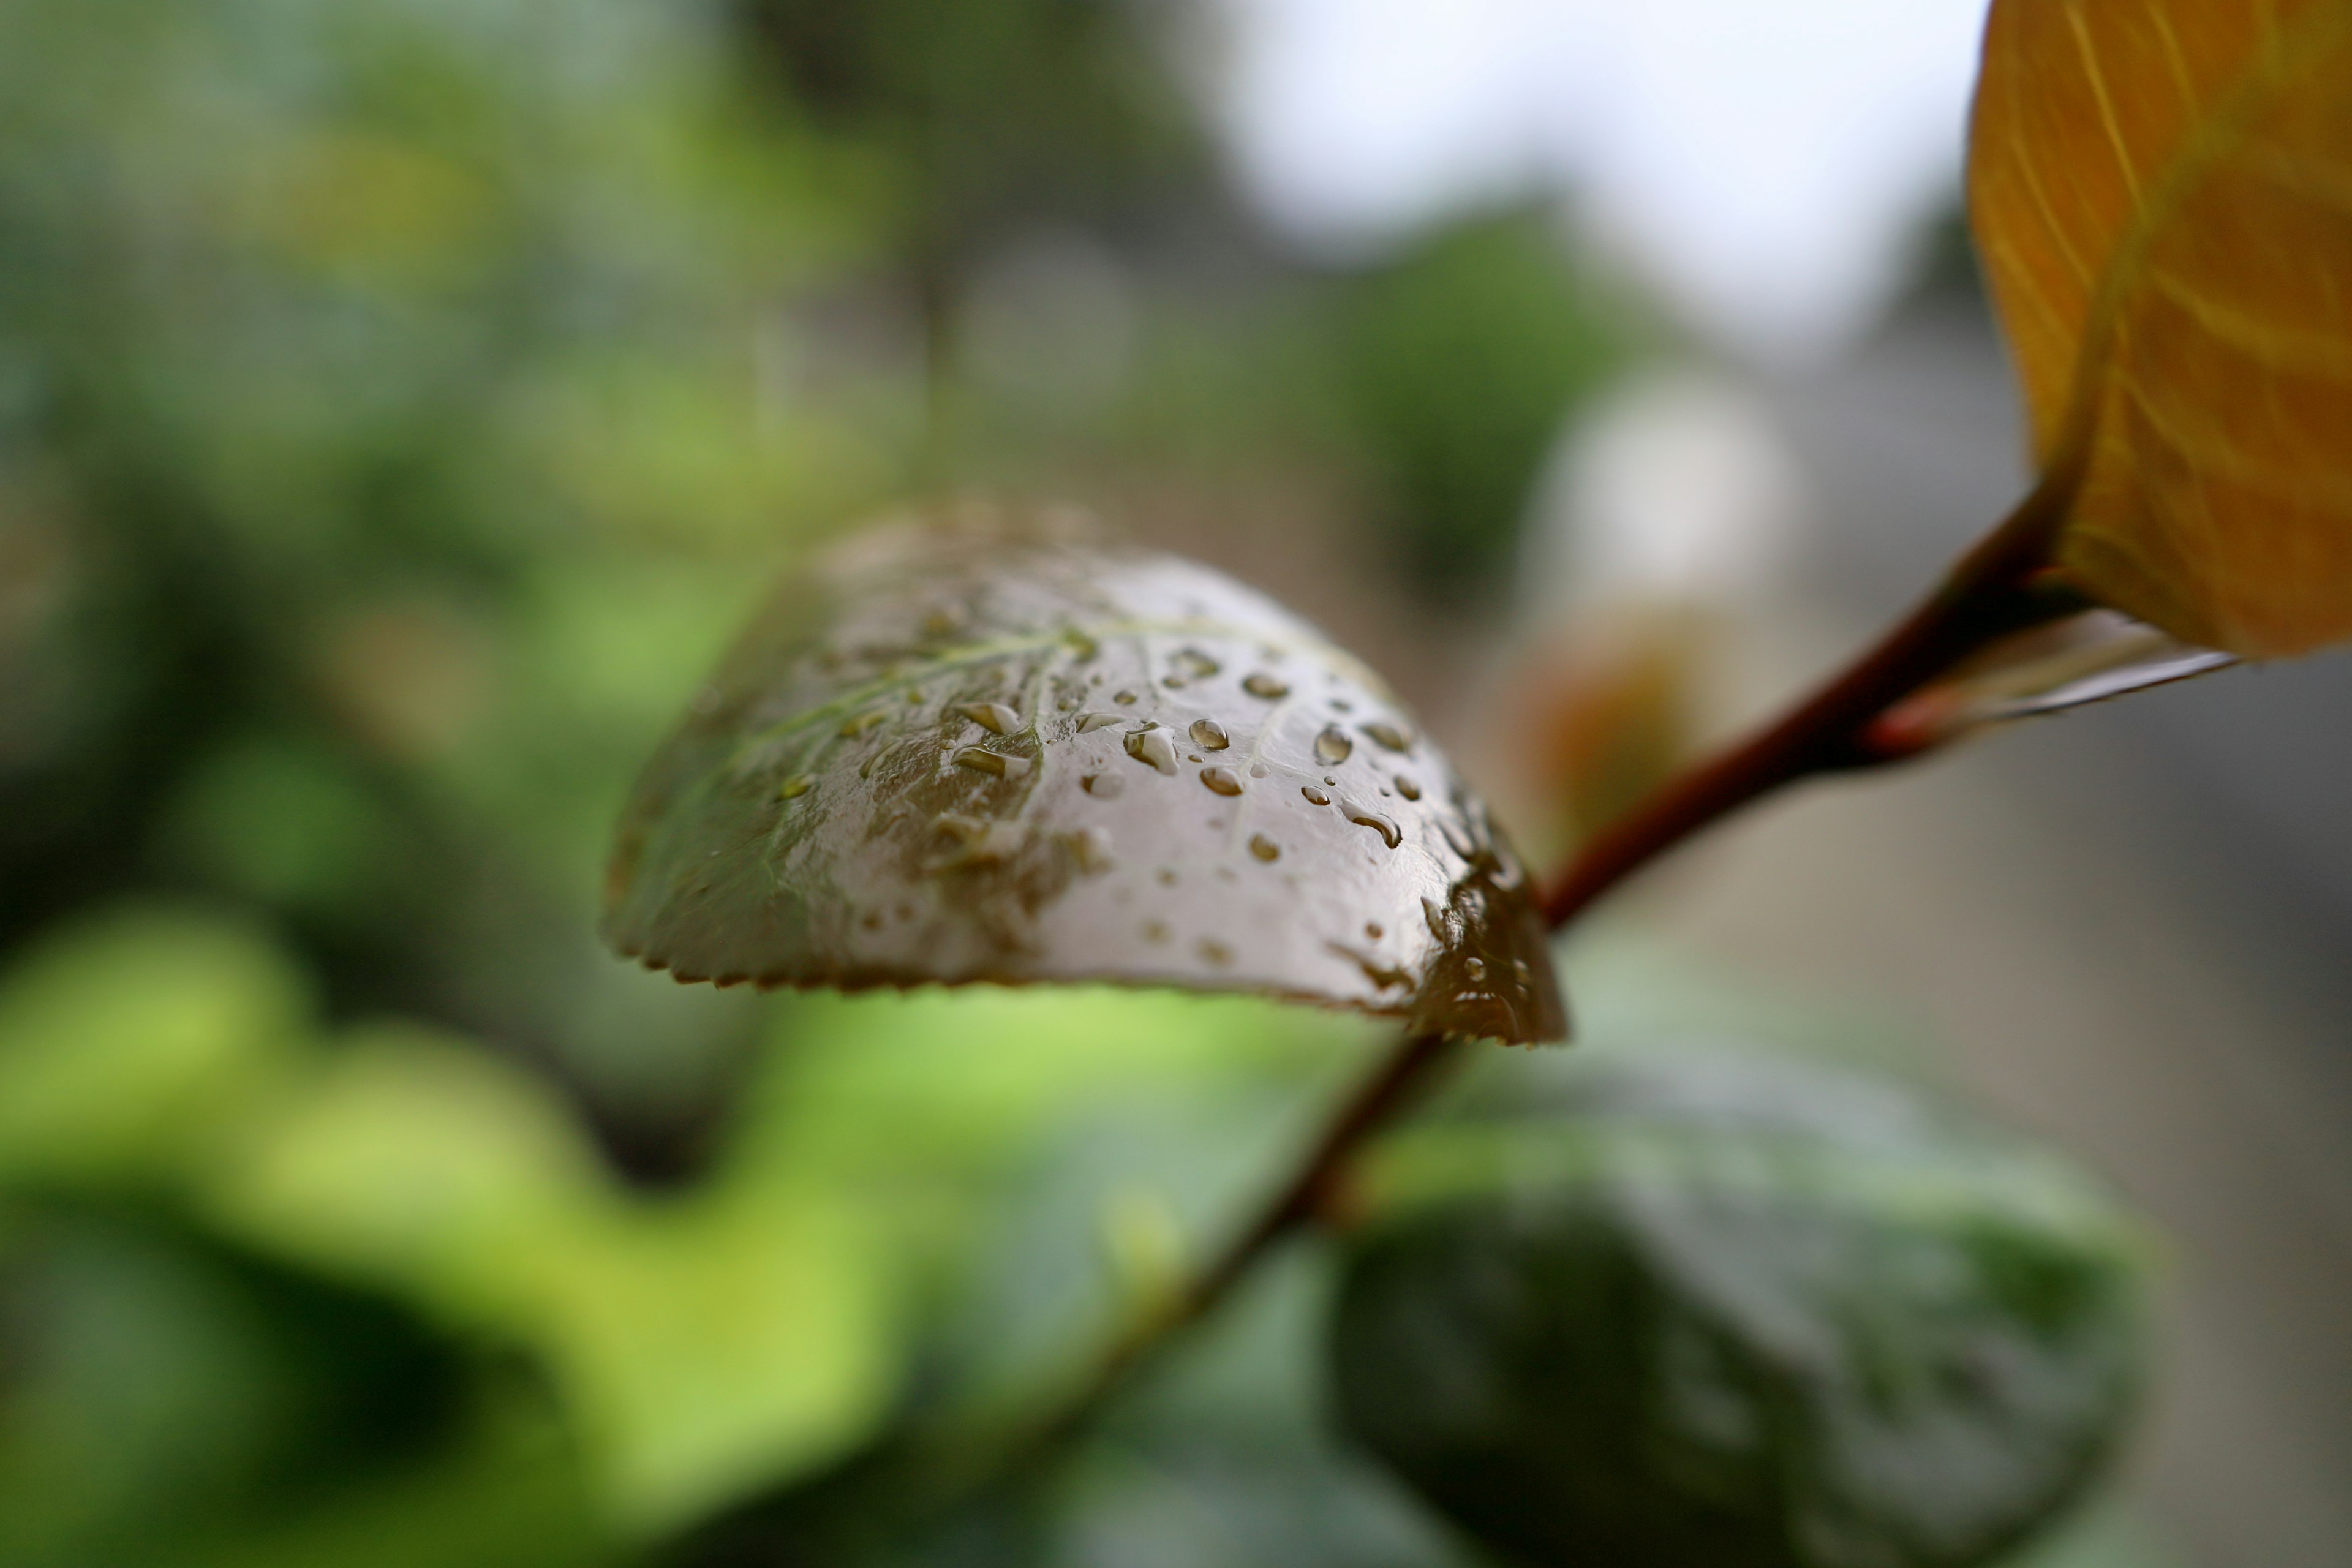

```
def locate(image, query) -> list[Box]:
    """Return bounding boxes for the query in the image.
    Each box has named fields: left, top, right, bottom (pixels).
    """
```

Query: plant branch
left=1543, top=481, right=2081, bottom=925
left=913, top=482, right=2086, bottom=1517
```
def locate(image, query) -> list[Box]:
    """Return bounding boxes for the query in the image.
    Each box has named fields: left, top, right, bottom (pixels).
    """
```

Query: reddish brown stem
left=1542, top=486, right=2076, bottom=925
left=962, top=482, right=2081, bottom=1498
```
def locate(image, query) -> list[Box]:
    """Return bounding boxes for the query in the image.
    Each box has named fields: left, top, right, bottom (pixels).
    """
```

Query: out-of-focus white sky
left=1208, top=0, right=1994, bottom=360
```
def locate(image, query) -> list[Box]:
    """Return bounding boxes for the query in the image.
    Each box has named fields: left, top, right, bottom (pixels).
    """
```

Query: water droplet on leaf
left=777, top=774, right=814, bottom=800
left=1395, top=775, right=1422, bottom=801
left=1189, top=718, right=1231, bottom=750
left=1301, top=785, right=1331, bottom=806
left=1364, top=720, right=1414, bottom=753
left=958, top=701, right=1020, bottom=736
left=1342, top=802, right=1401, bottom=849
left=1243, top=673, right=1291, bottom=699
left=955, top=747, right=1031, bottom=779
left=1201, top=764, right=1245, bottom=797
left=1125, top=728, right=1179, bottom=774
left=1316, top=727, right=1354, bottom=765
left=1249, top=834, right=1281, bottom=862
left=1076, top=711, right=1124, bottom=733
left=1082, top=772, right=1125, bottom=799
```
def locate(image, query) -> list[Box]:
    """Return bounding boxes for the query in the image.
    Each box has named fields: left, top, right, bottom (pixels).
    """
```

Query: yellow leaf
left=1970, top=0, right=2352, bottom=655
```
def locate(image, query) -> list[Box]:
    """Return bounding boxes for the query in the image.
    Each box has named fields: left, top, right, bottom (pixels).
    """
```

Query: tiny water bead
left=777, top=774, right=815, bottom=800
left=838, top=710, right=889, bottom=738
left=1066, top=826, right=1115, bottom=874
left=1200, top=765, right=1245, bottom=797
left=1343, top=802, right=1402, bottom=849
left=1115, top=689, right=1140, bottom=704
left=1464, top=957, right=1487, bottom=982
left=1242, top=673, right=1291, bottom=699
left=1394, top=775, right=1422, bottom=801
left=1365, top=922, right=1384, bottom=940
left=1316, top=727, right=1354, bottom=765
left=954, top=748, right=1031, bottom=779
left=1076, top=711, right=1124, bottom=732
left=1249, top=834, right=1281, bottom=862
left=1082, top=772, right=1125, bottom=799
left=1363, top=720, right=1414, bottom=753
left=1301, top=785, right=1332, bottom=806
left=1189, top=717, right=1231, bottom=750
left=1125, top=727, right=1179, bottom=774
left=1172, top=648, right=1221, bottom=679
left=957, top=701, right=1020, bottom=736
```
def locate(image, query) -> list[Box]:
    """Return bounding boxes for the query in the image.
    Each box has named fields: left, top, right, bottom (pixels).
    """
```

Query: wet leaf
left=1970, top=0, right=2352, bottom=655
left=605, top=512, right=1564, bottom=1043
left=1330, top=1047, right=2150, bottom=1568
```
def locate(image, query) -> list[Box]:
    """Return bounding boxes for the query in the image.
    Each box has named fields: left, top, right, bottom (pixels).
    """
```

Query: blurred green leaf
left=1330, top=1046, right=2152, bottom=1568
left=200, top=1023, right=904, bottom=1535
left=0, top=907, right=307, bottom=1187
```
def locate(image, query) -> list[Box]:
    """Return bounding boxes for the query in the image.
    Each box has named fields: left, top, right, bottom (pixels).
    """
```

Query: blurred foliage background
left=0, top=1, right=2169, bottom=1564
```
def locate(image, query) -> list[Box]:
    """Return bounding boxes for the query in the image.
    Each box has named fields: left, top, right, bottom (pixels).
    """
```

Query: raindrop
left=1164, top=676, right=1188, bottom=690
left=1082, top=772, right=1125, bottom=799
left=1330, top=698, right=1354, bottom=713
left=955, top=747, right=1031, bottom=779
left=1188, top=755, right=1204, bottom=764
left=1364, top=720, right=1415, bottom=753
left=1341, top=802, right=1401, bottom=849
left=777, top=774, right=815, bottom=800
left=1242, top=673, right=1291, bottom=700
left=839, top=711, right=889, bottom=739
left=1142, top=920, right=1170, bottom=943
left=1300, top=785, right=1332, bottom=806
left=1316, top=727, right=1354, bottom=766
left=1065, top=827, right=1115, bottom=874
left=1365, top=922, right=1384, bottom=940
left=1394, top=775, right=1422, bottom=801
left=1465, top=957, right=1487, bottom=982
left=1063, top=628, right=1101, bottom=662
left=1201, top=765, right=1244, bottom=797
left=1125, top=728, right=1179, bottom=774
left=1248, top=834, right=1281, bottom=862
left=1115, top=689, right=1140, bottom=705
left=1250, top=764, right=1268, bottom=778
left=1076, top=711, right=1125, bottom=733
left=1199, top=939, right=1234, bottom=967
left=1189, top=718, right=1231, bottom=751
left=1172, top=648, right=1221, bottom=679
left=958, top=701, right=1020, bottom=735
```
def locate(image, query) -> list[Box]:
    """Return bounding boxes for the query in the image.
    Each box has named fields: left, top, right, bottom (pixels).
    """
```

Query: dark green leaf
left=1329, top=1047, right=2149, bottom=1568
left=604, top=513, right=1565, bottom=1043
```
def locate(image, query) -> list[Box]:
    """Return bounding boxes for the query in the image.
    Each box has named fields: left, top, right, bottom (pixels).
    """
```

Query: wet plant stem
left=984, top=485, right=2087, bottom=1480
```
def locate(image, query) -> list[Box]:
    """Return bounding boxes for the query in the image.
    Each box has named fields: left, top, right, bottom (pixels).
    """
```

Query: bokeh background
left=3, top=1, right=2347, bottom=1564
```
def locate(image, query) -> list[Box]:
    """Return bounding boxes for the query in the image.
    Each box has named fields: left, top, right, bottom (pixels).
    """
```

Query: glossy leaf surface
left=1330, top=1047, right=2148, bottom=1568
left=605, top=514, right=1564, bottom=1043
left=1970, top=0, right=2352, bottom=655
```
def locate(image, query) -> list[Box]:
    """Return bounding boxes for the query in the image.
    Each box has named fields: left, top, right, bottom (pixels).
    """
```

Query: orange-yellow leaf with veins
left=1970, top=0, right=2352, bottom=656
